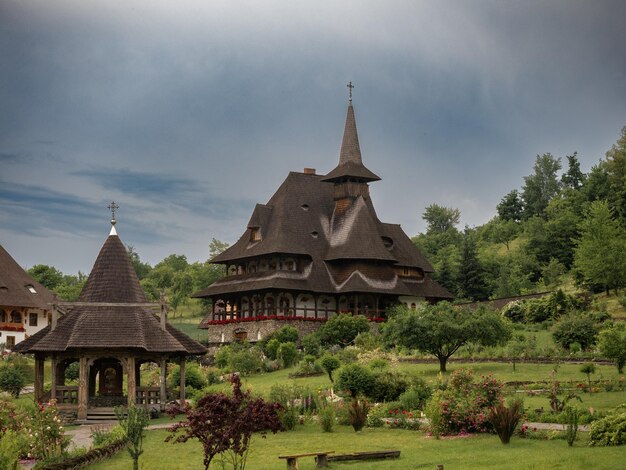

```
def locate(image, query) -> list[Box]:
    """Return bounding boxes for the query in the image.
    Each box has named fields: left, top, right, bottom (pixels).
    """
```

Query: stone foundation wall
left=206, top=319, right=324, bottom=345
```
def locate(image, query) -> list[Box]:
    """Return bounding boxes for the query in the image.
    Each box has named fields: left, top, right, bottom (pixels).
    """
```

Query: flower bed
left=0, top=325, right=25, bottom=332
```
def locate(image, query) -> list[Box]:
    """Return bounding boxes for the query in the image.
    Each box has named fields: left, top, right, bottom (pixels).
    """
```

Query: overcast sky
left=1, top=0, right=625, bottom=274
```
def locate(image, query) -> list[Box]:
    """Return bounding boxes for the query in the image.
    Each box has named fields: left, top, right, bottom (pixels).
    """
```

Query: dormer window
left=381, top=236, right=394, bottom=250
left=250, top=228, right=261, bottom=242
left=26, top=284, right=37, bottom=294
left=301, top=204, right=309, bottom=211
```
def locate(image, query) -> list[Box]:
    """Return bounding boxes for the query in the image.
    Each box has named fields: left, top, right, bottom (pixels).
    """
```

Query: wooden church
left=195, top=94, right=452, bottom=344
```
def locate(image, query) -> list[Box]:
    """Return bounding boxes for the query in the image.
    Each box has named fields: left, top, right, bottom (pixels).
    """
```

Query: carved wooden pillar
left=50, top=356, right=58, bottom=403
left=127, top=356, right=136, bottom=407
left=78, top=356, right=88, bottom=420
left=179, top=359, right=186, bottom=403
left=34, top=354, right=45, bottom=402
left=160, top=358, right=167, bottom=410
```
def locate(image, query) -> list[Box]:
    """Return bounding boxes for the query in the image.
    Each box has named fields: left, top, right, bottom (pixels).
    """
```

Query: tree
left=27, top=265, right=63, bottom=290
left=603, top=126, right=626, bottom=221
left=580, top=363, right=596, bottom=394
left=456, top=228, right=489, bottom=301
left=115, top=405, right=150, bottom=470
left=561, top=152, right=585, bottom=190
left=597, top=323, right=626, bottom=373
left=383, top=303, right=511, bottom=372
left=170, top=271, right=194, bottom=312
left=317, top=314, right=370, bottom=347
left=522, top=153, right=562, bottom=219
left=320, top=354, right=341, bottom=383
left=573, top=200, right=626, bottom=294
left=422, top=204, right=461, bottom=234
left=127, top=245, right=152, bottom=280
left=167, top=376, right=283, bottom=470
left=497, top=190, right=524, bottom=222
left=482, top=217, right=519, bottom=251
left=209, top=238, right=230, bottom=259
left=277, top=342, right=298, bottom=368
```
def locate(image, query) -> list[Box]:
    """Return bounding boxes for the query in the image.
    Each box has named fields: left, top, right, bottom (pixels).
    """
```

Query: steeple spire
left=107, top=201, right=119, bottom=236
left=321, top=87, right=380, bottom=183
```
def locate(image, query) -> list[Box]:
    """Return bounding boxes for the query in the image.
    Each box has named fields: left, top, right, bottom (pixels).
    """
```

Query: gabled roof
left=15, top=229, right=207, bottom=355
left=0, top=245, right=56, bottom=310
left=320, top=102, right=380, bottom=183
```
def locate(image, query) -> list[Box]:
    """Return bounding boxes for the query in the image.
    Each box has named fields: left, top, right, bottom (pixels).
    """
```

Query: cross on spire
left=107, top=201, right=119, bottom=226
left=347, top=81, right=354, bottom=102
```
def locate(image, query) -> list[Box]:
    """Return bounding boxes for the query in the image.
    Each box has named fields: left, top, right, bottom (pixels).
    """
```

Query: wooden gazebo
left=15, top=217, right=206, bottom=421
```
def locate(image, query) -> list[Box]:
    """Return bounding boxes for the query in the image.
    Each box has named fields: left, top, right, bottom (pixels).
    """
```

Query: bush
left=277, top=342, right=298, bottom=368
left=336, top=364, right=375, bottom=398
left=0, top=366, right=26, bottom=398
left=264, top=338, right=281, bottom=360
left=589, top=409, right=626, bottom=446
left=424, top=369, right=503, bottom=435
left=598, top=322, right=626, bottom=373
left=0, top=429, right=29, bottom=470
left=398, top=381, right=432, bottom=411
left=272, top=326, right=299, bottom=345
left=318, top=403, right=336, bottom=433
left=552, top=315, right=598, bottom=350
left=488, top=399, right=524, bottom=444
left=565, top=406, right=579, bottom=447
left=168, top=364, right=207, bottom=390
left=228, top=348, right=263, bottom=375
left=64, top=362, right=80, bottom=382
left=318, top=314, right=370, bottom=347
left=354, top=332, right=381, bottom=350
left=368, top=371, right=410, bottom=403
left=301, top=333, right=322, bottom=357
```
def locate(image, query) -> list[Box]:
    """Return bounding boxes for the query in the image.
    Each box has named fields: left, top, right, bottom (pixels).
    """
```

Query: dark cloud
left=1, top=0, right=625, bottom=272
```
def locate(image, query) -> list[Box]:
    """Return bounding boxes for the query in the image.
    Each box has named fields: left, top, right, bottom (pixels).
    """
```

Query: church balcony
left=206, top=307, right=387, bottom=325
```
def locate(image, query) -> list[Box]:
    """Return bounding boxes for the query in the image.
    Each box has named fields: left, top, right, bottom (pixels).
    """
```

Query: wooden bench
left=328, top=450, right=401, bottom=462
left=278, top=451, right=335, bottom=469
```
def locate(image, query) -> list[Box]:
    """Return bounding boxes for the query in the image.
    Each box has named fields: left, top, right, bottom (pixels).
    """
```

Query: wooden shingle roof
left=0, top=245, right=56, bottom=310
left=15, top=230, right=206, bottom=355
left=195, top=102, right=452, bottom=301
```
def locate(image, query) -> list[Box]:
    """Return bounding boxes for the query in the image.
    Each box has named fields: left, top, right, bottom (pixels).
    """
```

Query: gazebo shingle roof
left=14, top=231, right=206, bottom=355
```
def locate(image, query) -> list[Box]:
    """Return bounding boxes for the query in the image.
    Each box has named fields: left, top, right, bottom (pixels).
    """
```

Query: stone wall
left=206, top=319, right=324, bottom=345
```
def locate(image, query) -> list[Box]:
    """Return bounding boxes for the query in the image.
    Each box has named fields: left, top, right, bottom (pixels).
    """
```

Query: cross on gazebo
left=347, top=81, right=354, bottom=102
left=107, top=201, right=119, bottom=225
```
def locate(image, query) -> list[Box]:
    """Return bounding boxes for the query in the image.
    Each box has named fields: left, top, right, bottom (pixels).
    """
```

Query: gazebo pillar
left=160, top=358, right=167, bottom=411
left=179, top=359, right=186, bottom=403
left=127, top=356, right=136, bottom=406
left=50, top=356, right=58, bottom=402
left=78, top=356, right=88, bottom=420
left=34, top=354, right=45, bottom=402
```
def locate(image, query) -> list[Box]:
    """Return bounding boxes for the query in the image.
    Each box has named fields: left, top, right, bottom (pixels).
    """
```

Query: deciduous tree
left=383, top=303, right=511, bottom=372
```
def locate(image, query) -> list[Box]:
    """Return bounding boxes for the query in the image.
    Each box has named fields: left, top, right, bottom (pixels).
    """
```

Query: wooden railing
left=210, top=307, right=387, bottom=322
left=55, top=386, right=79, bottom=404
left=136, top=387, right=162, bottom=405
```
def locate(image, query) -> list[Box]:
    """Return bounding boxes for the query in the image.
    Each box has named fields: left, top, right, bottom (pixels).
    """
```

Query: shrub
left=336, top=346, right=359, bottom=364
left=264, top=338, right=281, bottom=360
left=279, top=404, right=299, bottom=431
left=228, top=348, right=264, bottom=376
left=168, top=364, right=208, bottom=390
left=488, top=398, right=524, bottom=444
left=0, top=366, right=26, bottom=399
left=301, top=333, right=322, bottom=357
left=318, top=314, right=370, bottom=347
left=348, top=399, right=369, bottom=432
left=354, top=331, right=381, bottom=350
left=398, top=381, right=432, bottom=411
left=552, top=315, right=598, bottom=350
left=368, top=358, right=389, bottom=371
left=597, top=322, right=626, bottom=373
left=317, top=399, right=337, bottom=432
left=277, top=342, right=298, bottom=368
left=0, top=429, right=29, bottom=470
left=320, top=354, right=341, bottom=383
left=64, top=362, right=80, bottom=382
left=565, top=406, right=579, bottom=447
left=272, top=326, right=300, bottom=345
left=424, top=369, right=503, bottom=435
left=368, top=371, right=410, bottom=403
left=589, top=409, right=626, bottom=446
left=336, top=364, right=375, bottom=398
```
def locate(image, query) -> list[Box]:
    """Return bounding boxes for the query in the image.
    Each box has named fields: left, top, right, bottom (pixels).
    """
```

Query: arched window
left=9, top=310, right=21, bottom=323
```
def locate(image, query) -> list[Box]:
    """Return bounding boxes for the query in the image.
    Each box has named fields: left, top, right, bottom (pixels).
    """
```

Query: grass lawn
left=522, top=390, right=626, bottom=414
left=91, top=424, right=624, bottom=470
